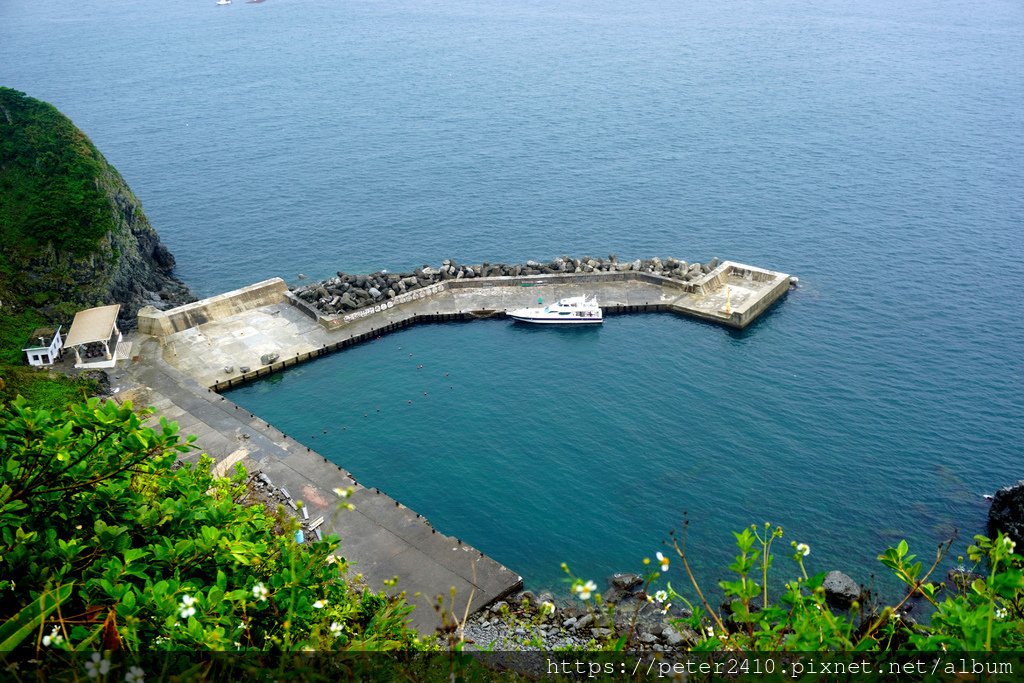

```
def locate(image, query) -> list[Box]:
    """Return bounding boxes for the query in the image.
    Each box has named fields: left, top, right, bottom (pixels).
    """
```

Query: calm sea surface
left=3, top=0, right=1022, bottom=597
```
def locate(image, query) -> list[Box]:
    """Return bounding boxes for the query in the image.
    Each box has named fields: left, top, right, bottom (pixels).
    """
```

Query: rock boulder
left=988, top=481, right=1024, bottom=547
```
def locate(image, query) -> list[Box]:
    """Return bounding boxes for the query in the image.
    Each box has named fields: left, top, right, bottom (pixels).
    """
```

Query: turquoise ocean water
left=3, top=0, right=1022, bottom=597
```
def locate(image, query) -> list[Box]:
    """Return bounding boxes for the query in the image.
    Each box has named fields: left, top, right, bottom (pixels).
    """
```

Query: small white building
left=22, top=326, right=63, bottom=367
left=63, top=304, right=125, bottom=369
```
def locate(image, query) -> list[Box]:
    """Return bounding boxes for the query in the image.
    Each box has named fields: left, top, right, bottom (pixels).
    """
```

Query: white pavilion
left=62, top=304, right=125, bottom=368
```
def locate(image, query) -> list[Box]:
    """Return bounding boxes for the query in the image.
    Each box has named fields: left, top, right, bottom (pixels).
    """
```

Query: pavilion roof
left=64, top=305, right=120, bottom=348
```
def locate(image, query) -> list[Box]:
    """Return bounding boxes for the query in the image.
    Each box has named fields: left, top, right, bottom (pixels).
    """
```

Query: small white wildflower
left=1003, top=537, right=1017, bottom=553
left=125, top=665, right=145, bottom=683
left=312, top=599, right=327, bottom=609
left=540, top=601, right=555, bottom=616
left=655, top=590, right=668, bottom=603
left=573, top=580, right=597, bottom=601
left=330, top=621, right=343, bottom=637
left=796, top=543, right=810, bottom=557
left=705, top=626, right=714, bottom=637
left=656, top=551, right=670, bottom=571
left=661, top=602, right=672, bottom=614
left=85, top=652, right=111, bottom=679
left=252, top=582, right=269, bottom=601
left=645, top=594, right=654, bottom=603
left=995, top=607, right=1009, bottom=620
left=179, top=594, right=197, bottom=619
left=42, top=626, right=64, bottom=647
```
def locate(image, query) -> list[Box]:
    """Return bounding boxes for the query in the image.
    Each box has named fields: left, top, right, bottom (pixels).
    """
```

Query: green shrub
left=0, top=397, right=416, bottom=654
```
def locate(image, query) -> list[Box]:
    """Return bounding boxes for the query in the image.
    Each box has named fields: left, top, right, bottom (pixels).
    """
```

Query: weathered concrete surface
left=138, top=278, right=288, bottom=337
left=113, top=338, right=522, bottom=633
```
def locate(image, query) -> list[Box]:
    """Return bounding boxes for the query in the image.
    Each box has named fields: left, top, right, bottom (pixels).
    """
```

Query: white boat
left=508, top=295, right=603, bottom=324
left=216, top=0, right=231, bottom=5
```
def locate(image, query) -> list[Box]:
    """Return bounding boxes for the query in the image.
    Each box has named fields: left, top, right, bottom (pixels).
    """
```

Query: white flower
left=179, top=594, right=197, bottom=619
left=654, top=590, right=668, bottom=603
left=42, top=626, right=64, bottom=647
left=85, top=652, right=111, bottom=679
left=333, top=487, right=352, bottom=499
left=661, top=602, right=672, bottom=614
left=573, top=580, right=597, bottom=601
left=1003, top=537, right=1017, bottom=553
left=330, top=621, right=343, bottom=637
left=125, top=665, right=145, bottom=683
left=312, top=599, right=327, bottom=609
left=995, top=607, right=1009, bottom=620
left=705, top=626, right=714, bottom=637
left=796, top=543, right=811, bottom=557
left=656, top=552, right=670, bottom=571
left=252, top=582, right=269, bottom=601
left=540, top=601, right=555, bottom=616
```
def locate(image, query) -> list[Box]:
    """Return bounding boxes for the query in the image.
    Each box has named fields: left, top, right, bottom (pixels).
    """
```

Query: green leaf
left=0, top=583, right=73, bottom=655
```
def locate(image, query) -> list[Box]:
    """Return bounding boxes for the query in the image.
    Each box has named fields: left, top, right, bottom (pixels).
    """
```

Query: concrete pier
left=125, top=258, right=790, bottom=631
left=116, top=337, right=522, bottom=633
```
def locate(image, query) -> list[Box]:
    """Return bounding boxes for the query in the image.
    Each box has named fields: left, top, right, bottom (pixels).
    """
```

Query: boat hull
left=508, top=314, right=602, bottom=324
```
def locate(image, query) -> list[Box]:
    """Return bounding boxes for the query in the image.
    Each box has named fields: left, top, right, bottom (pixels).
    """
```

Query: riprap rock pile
left=292, top=255, right=720, bottom=316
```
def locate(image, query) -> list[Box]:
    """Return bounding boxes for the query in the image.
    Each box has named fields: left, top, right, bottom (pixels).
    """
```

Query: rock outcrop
left=822, top=570, right=861, bottom=608
left=988, top=481, right=1024, bottom=547
left=0, top=87, right=194, bottom=329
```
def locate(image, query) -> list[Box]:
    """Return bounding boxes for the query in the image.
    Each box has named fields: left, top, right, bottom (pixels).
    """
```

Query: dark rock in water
left=609, top=573, right=643, bottom=592
left=947, top=567, right=983, bottom=593
left=988, top=481, right=1024, bottom=548
left=822, top=571, right=860, bottom=608
left=152, top=242, right=176, bottom=271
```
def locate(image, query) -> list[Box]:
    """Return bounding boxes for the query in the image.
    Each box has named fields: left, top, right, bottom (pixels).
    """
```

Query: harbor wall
left=138, top=278, right=288, bottom=336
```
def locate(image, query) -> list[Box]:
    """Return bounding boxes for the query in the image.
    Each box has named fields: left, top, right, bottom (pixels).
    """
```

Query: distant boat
left=508, top=295, right=603, bottom=325
left=216, top=0, right=231, bottom=5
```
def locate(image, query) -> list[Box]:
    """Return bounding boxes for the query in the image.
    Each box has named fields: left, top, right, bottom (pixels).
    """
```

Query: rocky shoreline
left=460, top=574, right=702, bottom=654
left=291, top=255, right=722, bottom=317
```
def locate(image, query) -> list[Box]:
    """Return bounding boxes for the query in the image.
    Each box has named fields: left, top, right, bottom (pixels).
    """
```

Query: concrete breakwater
left=292, top=255, right=732, bottom=317
left=129, top=255, right=791, bottom=629
left=140, top=256, right=791, bottom=392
